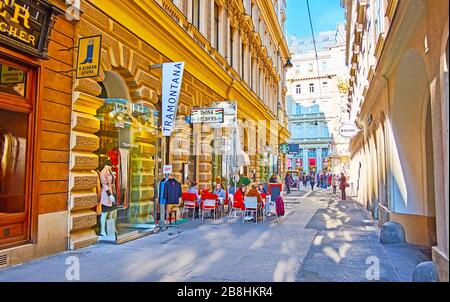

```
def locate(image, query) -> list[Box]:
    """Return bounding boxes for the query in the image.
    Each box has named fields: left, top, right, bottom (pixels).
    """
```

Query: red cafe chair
left=181, top=192, right=198, bottom=220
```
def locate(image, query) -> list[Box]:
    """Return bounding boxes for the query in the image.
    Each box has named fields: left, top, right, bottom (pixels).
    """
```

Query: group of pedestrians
left=284, top=171, right=349, bottom=200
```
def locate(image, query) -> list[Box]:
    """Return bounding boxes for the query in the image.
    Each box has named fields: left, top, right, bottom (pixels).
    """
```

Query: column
left=303, top=148, right=309, bottom=174
left=317, top=148, right=323, bottom=173
left=69, top=80, right=104, bottom=250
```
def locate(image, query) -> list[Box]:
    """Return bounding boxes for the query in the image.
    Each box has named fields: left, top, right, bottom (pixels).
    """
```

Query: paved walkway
left=0, top=188, right=429, bottom=282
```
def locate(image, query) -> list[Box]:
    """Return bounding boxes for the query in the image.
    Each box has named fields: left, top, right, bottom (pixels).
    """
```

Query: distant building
left=286, top=25, right=350, bottom=175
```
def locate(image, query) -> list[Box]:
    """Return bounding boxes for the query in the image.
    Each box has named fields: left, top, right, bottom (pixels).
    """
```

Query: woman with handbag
left=339, top=173, right=347, bottom=200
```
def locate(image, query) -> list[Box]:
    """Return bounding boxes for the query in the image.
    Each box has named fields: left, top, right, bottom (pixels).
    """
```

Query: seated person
left=187, top=181, right=200, bottom=201
left=246, top=184, right=264, bottom=205
left=213, top=183, right=226, bottom=205
left=257, top=183, right=268, bottom=195
left=233, top=184, right=246, bottom=210
left=245, top=184, right=264, bottom=220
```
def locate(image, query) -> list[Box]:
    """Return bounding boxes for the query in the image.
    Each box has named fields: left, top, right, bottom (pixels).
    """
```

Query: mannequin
left=98, top=158, right=118, bottom=236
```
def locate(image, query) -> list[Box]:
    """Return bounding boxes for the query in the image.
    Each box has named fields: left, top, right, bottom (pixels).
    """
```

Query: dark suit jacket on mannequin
left=163, top=178, right=182, bottom=204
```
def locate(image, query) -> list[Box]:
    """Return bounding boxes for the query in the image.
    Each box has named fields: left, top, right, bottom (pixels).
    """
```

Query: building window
left=214, top=2, right=220, bottom=50
left=192, top=0, right=200, bottom=28
left=241, top=43, right=245, bottom=79
left=308, top=63, right=314, bottom=73
left=296, top=104, right=302, bottom=115
left=322, top=61, right=327, bottom=72
left=309, top=83, right=315, bottom=93
left=322, top=81, right=328, bottom=90
left=230, top=26, right=235, bottom=67
left=295, top=84, right=301, bottom=94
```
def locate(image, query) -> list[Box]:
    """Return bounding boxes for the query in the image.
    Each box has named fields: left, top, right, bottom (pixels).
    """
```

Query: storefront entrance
left=0, top=56, right=37, bottom=249
left=95, top=71, right=160, bottom=243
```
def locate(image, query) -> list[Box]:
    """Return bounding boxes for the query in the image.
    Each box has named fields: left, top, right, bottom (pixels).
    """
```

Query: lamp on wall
left=284, top=58, right=294, bottom=69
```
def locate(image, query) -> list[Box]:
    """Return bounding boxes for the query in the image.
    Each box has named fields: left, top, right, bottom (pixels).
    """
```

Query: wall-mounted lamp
left=284, top=58, right=294, bottom=69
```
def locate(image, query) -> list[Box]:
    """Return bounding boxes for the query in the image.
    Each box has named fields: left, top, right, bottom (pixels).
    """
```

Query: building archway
left=390, top=49, right=436, bottom=246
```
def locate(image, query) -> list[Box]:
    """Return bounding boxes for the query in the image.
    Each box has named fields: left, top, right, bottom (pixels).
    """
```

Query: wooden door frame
left=0, top=45, right=43, bottom=249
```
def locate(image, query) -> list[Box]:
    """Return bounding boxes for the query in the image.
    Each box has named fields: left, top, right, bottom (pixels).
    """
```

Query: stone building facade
left=0, top=0, right=75, bottom=268
left=342, top=0, right=449, bottom=281
left=286, top=27, right=350, bottom=175
left=67, top=0, right=291, bottom=249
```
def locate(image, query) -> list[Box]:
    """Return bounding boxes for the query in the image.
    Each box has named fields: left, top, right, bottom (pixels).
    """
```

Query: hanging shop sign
left=339, top=123, right=359, bottom=138
left=163, top=165, right=173, bottom=175
left=279, top=143, right=289, bottom=154
left=0, top=64, right=24, bottom=84
left=211, top=101, right=237, bottom=128
left=190, top=108, right=224, bottom=124
left=75, top=35, right=102, bottom=79
left=162, top=62, right=185, bottom=137
left=0, top=0, right=63, bottom=59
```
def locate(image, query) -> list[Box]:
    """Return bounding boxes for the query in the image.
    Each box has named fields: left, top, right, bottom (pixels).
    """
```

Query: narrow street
left=0, top=189, right=429, bottom=282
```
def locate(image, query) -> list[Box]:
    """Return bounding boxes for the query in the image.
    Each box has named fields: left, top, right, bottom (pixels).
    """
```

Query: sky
left=286, top=0, right=345, bottom=38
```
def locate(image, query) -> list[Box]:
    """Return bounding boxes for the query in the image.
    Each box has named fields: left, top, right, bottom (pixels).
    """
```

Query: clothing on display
left=99, top=165, right=116, bottom=208
left=108, top=148, right=122, bottom=207
left=158, top=178, right=167, bottom=205
left=119, top=147, right=129, bottom=209
left=163, top=178, right=182, bottom=205
left=1, top=130, right=26, bottom=213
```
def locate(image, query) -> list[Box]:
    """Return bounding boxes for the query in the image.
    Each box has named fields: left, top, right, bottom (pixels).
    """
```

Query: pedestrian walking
left=332, top=174, right=338, bottom=194
left=284, top=172, right=291, bottom=194
left=339, top=172, right=348, bottom=200
left=310, top=175, right=315, bottom=191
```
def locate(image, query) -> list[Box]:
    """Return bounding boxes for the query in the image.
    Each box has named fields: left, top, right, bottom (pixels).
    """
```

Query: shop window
left=0, top=109, right=28, bottom=214
left=95, top=72, right=160, bottom=238
left=0, top=59, right=35, bottom=247
left=95, top=98, right=159, bottom=228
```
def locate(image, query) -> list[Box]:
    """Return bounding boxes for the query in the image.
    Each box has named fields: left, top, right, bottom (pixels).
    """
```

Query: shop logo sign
left=339, top=123, right=359, bottom=138
left=163, top=165, right=173, bottom=175
left=190, top=108, right=224, bottom=124
left=0, top=0, right=61, bottom=58
left=76, top=35, right=102, bottom=79
left=0, top=64, right=24, bottom=84
left=162, top=62, right=185, bottom=137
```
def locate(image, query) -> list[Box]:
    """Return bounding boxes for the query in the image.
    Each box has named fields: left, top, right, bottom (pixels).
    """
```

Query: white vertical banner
left=162, top=62, right=185, bottom=137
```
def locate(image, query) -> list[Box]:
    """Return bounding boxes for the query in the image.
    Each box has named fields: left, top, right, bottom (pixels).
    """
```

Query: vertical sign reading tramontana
left=162, top=62, right=185, bottom=137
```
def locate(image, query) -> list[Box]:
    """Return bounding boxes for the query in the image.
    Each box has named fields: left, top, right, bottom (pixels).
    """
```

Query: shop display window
left=0, top=109, right=28, bottom=214
left=0, top=59, right=34, bottom=248
left=95, top=98, right=159, bottom=237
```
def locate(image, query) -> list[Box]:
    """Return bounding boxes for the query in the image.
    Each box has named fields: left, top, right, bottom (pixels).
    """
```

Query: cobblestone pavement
left=0, top=188, right=429, bottom=282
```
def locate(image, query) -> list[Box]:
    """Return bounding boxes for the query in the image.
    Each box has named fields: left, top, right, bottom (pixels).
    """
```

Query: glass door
left=0, top=57, right=36, bottom=249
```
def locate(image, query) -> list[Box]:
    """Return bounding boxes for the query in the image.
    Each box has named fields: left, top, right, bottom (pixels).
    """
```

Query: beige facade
left=67, top=0, right=291, bottom=250
left=342, top=0, right=449, bottom=281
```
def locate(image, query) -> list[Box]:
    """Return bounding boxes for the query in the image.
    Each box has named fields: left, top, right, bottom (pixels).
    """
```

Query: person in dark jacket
left=269, top=174, right=278, bottom=183
left=310, top=174, right=316, bottom=191
left=339, top=173, right=347, bottom=200
left=284, top=173, right=291, bottom=194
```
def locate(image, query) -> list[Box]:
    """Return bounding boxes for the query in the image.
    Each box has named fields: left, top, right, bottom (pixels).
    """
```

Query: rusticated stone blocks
left=70, top=193, right=98, bottom=211
left=71, top=131, right=99, bottom=152
left=72, top=112, right=100, bottom=134
left=70, top=210, right=97, bottom=232
left=70, top=172, right=98, bottom=192
left=70, top=152, right=99, bottom=171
